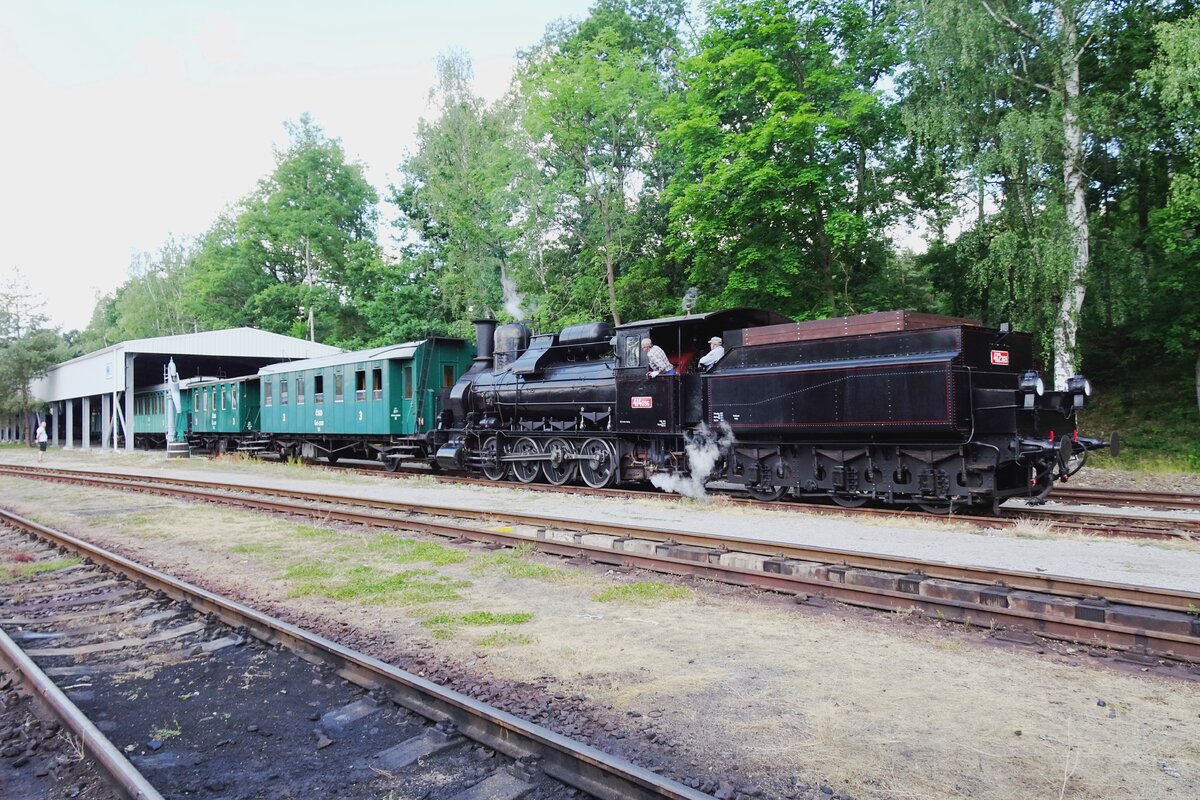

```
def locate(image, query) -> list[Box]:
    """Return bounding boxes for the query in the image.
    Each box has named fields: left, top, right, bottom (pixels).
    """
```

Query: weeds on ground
left=423, top=610, right=534, bottom=640
left=476, top=630, right=536, bottom=648
left=151, top=721, right=182, bottom=740
left=471, top=544, right=571, bottom=582
left=284, top=562, right=468, bottom=605
left=364, top=534, right=467, bottom=565
left=1, top=556, right=80, bottom=581
left=592, top=581, right=694, bottom=604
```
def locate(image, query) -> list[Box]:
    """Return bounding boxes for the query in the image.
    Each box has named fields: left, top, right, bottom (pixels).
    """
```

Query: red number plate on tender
left=631, top=396, right=653, bottom=409
left=990, top=350, right=1010, bottom=365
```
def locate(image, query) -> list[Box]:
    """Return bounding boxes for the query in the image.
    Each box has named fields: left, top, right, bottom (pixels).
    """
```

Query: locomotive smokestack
left=473, top=318, right=497, bottom=362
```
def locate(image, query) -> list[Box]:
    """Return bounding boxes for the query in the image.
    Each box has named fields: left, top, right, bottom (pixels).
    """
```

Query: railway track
left=1051, top=485, right=1200, bottom=512
left=3, top=463, right=1199, bottom=667
left=313, top=458, right=1200, bottom=542
left=0, top=506, right=713, bottom=800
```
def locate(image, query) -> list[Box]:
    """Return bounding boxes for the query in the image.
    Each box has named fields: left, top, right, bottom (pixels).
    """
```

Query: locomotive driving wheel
left=541, top=437, right=578, bottom=485
left=746, top=484, right=787, bottom=502
left=480, top=436, right=507, bottom=481
left=830, top=493, right=869, bottom=508
left=510, top=436, right=542, bottom=483
left=579, top=437, right=618, bottom=488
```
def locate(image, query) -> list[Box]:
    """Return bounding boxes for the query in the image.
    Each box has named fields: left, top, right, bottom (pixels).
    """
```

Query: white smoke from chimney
left=501, top=265, right=526, bottom=321
left=649, top=422, right=735, bottom=500
left=681, top=287, right=699, bottom=315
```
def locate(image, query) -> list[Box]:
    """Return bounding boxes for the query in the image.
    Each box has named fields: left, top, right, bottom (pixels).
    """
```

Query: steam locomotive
left=432, top=308, right=1113, bottom=511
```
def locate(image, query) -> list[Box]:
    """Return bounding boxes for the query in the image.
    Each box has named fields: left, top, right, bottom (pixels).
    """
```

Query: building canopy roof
left=257, top=342, right=421, bottom=376
left=32, top=328, right=341, bottom=402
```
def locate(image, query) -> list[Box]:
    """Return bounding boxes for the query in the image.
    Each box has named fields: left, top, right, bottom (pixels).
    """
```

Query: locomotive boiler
left=432, top=308, right=1113, bottom=511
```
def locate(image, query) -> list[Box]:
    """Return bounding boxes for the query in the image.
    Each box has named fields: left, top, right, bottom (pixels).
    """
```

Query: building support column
left=51, top=403, right=59, bottom=447
left=101, top=395, right=112, bottom=450
left=124, top=353, right=135, bottom=452
left=81, top=397, right=91, bottom=450
left=65, top=400, right=73, bottom=450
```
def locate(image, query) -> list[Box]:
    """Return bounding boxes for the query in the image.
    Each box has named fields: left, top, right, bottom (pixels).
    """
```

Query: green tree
left=391, top=50, right=534, bottom=334
left=1141, top=12, right=1200, bottom=410
left=662, top=0, right=902, bottom=318
left=81, top=237, right=198, bottom=350
left=520, top=0, right=685, bottom=325
left=182, top=115, right=383, bottom=346
left=0, top=272, right=66, bottom=445
left=902, top=0, right=1115, bottom=387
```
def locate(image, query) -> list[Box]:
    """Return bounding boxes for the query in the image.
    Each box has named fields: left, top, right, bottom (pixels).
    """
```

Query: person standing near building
left=35, top=420, right=48, bottom=462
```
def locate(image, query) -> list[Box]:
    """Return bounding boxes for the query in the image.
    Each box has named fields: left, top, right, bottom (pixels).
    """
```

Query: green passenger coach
left=257, top=338, right=473, bottom=467
left=132, top=384, right=191, bottom=447
left=189, top=375, right=262, bottom=452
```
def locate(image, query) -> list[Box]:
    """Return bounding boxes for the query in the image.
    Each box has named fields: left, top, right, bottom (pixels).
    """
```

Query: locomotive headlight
left=1019, top=370, right=1044, bottom=395
left=1067, top=374, right=1092, bottom=408
left=1019, top=370, right=1044, bottom=409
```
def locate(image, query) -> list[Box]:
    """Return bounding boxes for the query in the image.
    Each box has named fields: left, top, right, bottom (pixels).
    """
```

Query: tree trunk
left=603, top=213, right=621, bottom=326
left=1195, top=346, right=1199, bottom=416
left=1052, top=3, right=1089, bottom=391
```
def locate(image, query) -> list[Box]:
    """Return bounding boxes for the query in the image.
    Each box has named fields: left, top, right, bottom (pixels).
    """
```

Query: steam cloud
left=649, top=422, right=735, bottom=500
left=501, top=265, right=526, bottom=320
left=681, top=287, right=699, bottom=315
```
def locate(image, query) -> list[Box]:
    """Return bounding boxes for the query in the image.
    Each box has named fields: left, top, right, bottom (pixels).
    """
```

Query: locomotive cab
left=613, top=308, right=790, bottom=434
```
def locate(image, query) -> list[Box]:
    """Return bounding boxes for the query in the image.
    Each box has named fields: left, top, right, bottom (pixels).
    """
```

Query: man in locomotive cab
left=698, top=336, right=725, bottom=371
left=641, top=338, right=675, bottom=377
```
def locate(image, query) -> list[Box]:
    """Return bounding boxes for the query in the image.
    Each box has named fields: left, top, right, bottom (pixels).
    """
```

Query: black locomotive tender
left=432, top=308, right=1111, bottom=511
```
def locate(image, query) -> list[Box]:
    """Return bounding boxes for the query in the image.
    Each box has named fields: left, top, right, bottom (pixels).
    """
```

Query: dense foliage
left=58, top=0, right=1199, bottom=453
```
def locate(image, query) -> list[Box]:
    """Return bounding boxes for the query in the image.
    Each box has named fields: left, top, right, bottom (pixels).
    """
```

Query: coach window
left=314, top=375, right=324, bottom=404
left=334, top=372, right=344, bottom=403
left=443, top=364, right=455, bottom=388
left=403, top=366, right=413, bottom=400
left=372, top=368, right=382, bottom=400
left=221, top=386, right=227, bottom=410
left=264, top=380, right=273, bottom=408
left=231, top=387, right=238, bottom=410
left=281, top=378, right=289, bottom=406
left=354, top=369, right=366, bottom=402
left=624, top=335, right=641, bottom=367
left=296, top=376, right=304, bottom=405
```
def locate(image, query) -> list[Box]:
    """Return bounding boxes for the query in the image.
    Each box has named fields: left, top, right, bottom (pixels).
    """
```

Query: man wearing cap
left=698, top=336, right=725, bottom=371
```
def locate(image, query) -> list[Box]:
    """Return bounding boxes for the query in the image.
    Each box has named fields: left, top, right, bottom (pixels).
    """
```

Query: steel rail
left=0, top=626, right=165, bottom=800
left=320, top=461, right=1200, bottom=540
left=0, top=508, right=710, bottom=800
left=1053, top=486, right=1200, bottom=511
left=1, top=464, right=1193, bottom=614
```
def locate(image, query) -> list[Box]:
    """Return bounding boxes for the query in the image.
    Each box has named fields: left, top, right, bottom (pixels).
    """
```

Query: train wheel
left=579, top=438, right=618, bottom=488
left=747, top=484, right=787, bottom=502
left=383, top=453, right=400, bottom=472
left=480, top=437, right=507, bottom=481
left=916, top=501, right=952, bottom=515
left=511, top=436, right=541, bottom=483
left=830, top=494, right=868, bottom=508
left=542, top=437, right=578, bottom=486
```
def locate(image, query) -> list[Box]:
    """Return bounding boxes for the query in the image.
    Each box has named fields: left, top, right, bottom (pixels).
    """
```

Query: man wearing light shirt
left=641, top=338, right=675, bottom=377
left=698, top=336, right=725, bottom=371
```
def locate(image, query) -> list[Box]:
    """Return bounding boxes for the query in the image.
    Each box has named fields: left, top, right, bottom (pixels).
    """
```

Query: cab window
left=623, top=335, right=642, bottom=368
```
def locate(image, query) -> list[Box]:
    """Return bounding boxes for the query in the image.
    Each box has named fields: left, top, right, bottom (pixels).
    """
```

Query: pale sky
left=0, top=1, right=593, bottom=331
